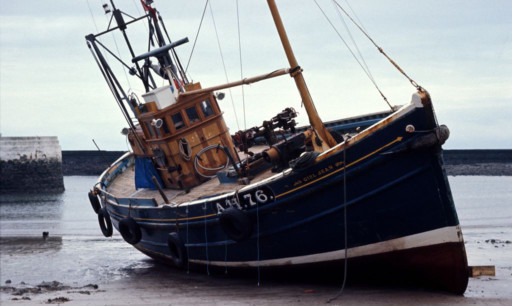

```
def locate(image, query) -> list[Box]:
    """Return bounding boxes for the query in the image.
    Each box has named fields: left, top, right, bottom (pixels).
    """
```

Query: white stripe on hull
left=189, top=225, right=463, bottom=268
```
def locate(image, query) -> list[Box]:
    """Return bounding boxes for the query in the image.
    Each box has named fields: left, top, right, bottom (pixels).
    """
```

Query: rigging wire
left=314, top=0, right=393, bottom=110
left=208, top=0, right=241, bottom=130
left=331, top=0, right=423, bottom=91
left=132, top=0, right=148, bottom=31
left=236, top=0, right=247, bottom=130
left=343, top=0, right=367, bottom=33
left=100, top=0, right=133, bottom=92
left=157, top=10, right=190, bottom=84
left=86, top=0, right=100, bottom=33
left=331, top=0, right=375, bottom=92
left=185, top=0, right=209, bottom=74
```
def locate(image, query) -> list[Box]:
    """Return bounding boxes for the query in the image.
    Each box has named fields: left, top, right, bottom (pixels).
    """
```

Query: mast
left=109, top=0, right=150, bottom=92
left=267, top=0, right=337, bottom=150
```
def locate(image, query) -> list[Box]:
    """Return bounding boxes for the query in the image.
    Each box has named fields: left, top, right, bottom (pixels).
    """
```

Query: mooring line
left=186, top=206, right=190, bottom=274
left=203, top=202, right=210, bottom=276
left=327, top=137, right=349, bottom=303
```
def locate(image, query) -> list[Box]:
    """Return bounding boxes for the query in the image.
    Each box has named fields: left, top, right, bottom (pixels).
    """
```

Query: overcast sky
left=0, top=0, right=510, bottom=150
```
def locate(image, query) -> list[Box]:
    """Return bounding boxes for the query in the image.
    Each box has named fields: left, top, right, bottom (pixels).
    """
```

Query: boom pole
left=267, top=0, right=337, bottom=150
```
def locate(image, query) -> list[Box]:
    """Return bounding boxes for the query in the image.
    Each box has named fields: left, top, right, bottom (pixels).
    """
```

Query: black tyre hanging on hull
left=97, top=207, right=113, bottom=237
left=219, top=207, right=253, bottom=242
left=88, top=191, right=101, bottom=214
left=167, top=232, right=188, bottom=268
left=119, top=217, right=142, bottom=244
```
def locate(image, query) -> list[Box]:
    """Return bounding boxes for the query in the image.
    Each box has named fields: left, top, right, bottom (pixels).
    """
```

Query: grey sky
left=1, top=0, right=511, bottom=150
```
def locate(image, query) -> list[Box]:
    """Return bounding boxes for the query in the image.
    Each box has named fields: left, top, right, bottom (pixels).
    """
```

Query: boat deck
left=106, top=146, right=277, bottom=206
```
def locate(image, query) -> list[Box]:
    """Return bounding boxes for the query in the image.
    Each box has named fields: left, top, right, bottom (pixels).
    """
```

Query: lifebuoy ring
left=219, top=207, right=252, bottom=242
left=167, top=232, right=187, bottom=268
left=119, top=217, right=142, bottom=245
left=97, top=207, right=113, bottom=237
left=88, top=191, right=101, bottom=214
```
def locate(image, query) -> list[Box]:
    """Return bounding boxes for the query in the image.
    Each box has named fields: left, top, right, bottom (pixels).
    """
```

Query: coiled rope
left=194, top=145, right=230, bottom=178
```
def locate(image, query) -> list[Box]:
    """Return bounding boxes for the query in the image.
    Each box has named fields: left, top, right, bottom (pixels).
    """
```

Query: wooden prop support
left=469, top=265, right=496, bottom=277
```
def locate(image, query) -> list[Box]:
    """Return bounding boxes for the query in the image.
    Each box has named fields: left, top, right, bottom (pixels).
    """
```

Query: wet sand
left=1, top=255, right=511, bottom=305
left=1, top=176, right=511, bottom=305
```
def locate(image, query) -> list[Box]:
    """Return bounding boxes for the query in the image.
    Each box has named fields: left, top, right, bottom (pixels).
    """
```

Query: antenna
left=102, top=4, right=111, bottom=14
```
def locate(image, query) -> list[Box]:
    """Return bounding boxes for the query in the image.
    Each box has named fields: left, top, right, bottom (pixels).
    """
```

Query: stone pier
left=0, top=136, right=65, bottom=193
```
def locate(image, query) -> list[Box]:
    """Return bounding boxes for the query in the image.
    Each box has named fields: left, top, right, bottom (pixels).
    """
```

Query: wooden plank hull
left=95, top=94, right=469, bottom=294
left=135, top=239, right=468, bottom=295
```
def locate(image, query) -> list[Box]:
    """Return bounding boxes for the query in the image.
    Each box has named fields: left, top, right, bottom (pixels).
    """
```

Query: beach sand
left=1, top=227, right=510, bottom=305
left=1, top=253, right=511, bottom=305
left=1, top=176, right=511, bottom=305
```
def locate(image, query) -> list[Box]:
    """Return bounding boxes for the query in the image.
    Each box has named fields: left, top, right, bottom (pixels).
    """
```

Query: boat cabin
left=129, top=84, right=236, bottom=190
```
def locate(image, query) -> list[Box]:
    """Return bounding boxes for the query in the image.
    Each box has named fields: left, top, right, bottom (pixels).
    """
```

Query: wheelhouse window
left=200, top=100, right=214, bottom=117
left=186, top=106, right=200, bottom=124
left=161, top=119, right=170, bottom=134
left=145, top=122, right=155, bottom=137
left=171, top=113, right=185, bottom=130
left=154, top=126, right=162, bottom=137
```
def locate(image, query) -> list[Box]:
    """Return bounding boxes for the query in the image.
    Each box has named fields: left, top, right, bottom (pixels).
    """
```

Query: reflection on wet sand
left=0, top=176, right=511, bottom=305
left=0, top=236, right=63, bottom=255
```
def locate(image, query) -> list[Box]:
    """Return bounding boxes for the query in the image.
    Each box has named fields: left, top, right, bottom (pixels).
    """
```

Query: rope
left=209, top=0, right=241, bottom=130
left=179, top=138, right=192, bottom=161
left=186, top=206, right=190, bottom=274
left=236, top=0, right=247, bottom=130
left=256, top=197, right=261, bottom=286
left=132, top=0, right=148, bottom=31
left=344, top=0, right=367, bottom=32
left=331, top=0, right=423, bottom=91
left=204, top=203, right=210, bottom=276
left=327, top=138, right=349, bottom=303
left=194, top=145, right=230, bottom=178
left=86, top=0, right=99, bottom=33
left=331, top=0, right=374, bottom=93
left=314, top=0, right=393, bottom=111
left=185, top=0, right=209, bottom=74
left=224, top=233, right=228, bottom=274
left=100, top=0, right=133, bottom=91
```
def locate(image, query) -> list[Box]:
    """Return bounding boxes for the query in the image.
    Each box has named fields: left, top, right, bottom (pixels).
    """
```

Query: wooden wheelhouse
left=129, top=83, right=236, bottom=190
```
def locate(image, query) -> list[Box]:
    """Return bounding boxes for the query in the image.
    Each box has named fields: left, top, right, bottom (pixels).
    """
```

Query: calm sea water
left=0, top=176, right=511, bottom=286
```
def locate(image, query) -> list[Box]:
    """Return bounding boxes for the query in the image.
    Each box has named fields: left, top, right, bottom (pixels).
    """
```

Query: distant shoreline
left=443, top=150, right=512, bottom=176
left=62, top=149, right=512, bottom=176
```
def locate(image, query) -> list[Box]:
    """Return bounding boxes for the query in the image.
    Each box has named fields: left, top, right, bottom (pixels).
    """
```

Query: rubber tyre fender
left=119, top=217, right=142, bottom=245
left=219, top=207, right=252, bottom=242
left=167, top=232, right=188, bottom=268
left=88, top=191, right=101, bottom=214
left=97, top=207, right=113, bottom=237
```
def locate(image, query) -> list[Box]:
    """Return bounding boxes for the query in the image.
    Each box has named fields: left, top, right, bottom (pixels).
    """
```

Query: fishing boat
left=86, top=0, right=469, bottom=294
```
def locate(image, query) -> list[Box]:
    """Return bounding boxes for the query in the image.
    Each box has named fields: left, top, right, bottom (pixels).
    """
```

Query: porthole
left=178, top=138, right=192, bottom=161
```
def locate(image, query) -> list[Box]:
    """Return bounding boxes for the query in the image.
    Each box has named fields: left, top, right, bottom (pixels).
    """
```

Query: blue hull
left=96, top=94, right=468, bottom=294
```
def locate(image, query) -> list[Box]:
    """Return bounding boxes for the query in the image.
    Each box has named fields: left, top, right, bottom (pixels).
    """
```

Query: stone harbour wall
left=62, top=151, right=126, bottom=175
left=443, top=149, right=512, bottom=176
left=0, top=137, right=65, bottom=193
left=57, top=150, right=512, bottom=176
